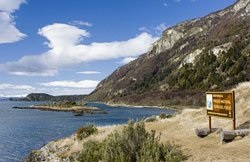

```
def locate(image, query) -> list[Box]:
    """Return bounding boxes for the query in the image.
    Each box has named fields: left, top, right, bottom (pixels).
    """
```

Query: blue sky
left=0, top=0, right=236, bottom=97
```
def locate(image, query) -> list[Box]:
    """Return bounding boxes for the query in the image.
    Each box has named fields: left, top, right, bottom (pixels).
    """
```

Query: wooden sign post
left=206, top=91, right=236, bottom=132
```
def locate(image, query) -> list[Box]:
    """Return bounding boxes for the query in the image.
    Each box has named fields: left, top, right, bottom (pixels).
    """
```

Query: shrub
left=76, top=125, right=98, bottom=140
left=159, top=113, right=167, bottom=119
left=144, top=115, right=157, bottom=122
left=64, top=101, right=77, bottom=107
left=78, top=121, right=185, bottom=162
left=138, top=139, right=183, bottom=162
left=100, top=121, right=148, bottom=162
left=159, top=113, right=173, bottom=119
left=77, top=140, right=101, bottom=162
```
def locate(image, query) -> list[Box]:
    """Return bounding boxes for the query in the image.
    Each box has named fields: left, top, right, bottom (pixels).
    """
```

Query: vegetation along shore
left=23, top=82, right=250, bottom=162
left=13, top=101, right=107, bottom=116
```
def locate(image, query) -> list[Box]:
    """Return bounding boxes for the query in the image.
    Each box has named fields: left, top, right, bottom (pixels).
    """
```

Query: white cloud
left=0, top=82, right=34, bottom=97
left=1, top=23, right=158, bottom=76
left=77, top=71, right=101, bottom=74
left=0, top=0, right=26, bottom=12
left=118, top=57, right=137, bottom=64
left=154, top=23, right=168, bottom=35
left=0, top=80, right=99, bottom=97
left=138, top=23, right=168, bottom=36
left=138, top=26, right=150, bottom=33
left=0, top=83, right=34, bottom=90
left=8, top=70, right=57, bottom=77
left=0, top=84, right=96, bottom=97
left=0, top=94, right=27, bottom=98
left=38, top=23, right=90, bottom=49
left=0, top=0, right=26, bottom=44
left=39, top=80, right=100, bottom=89
left=34, top=87, right=95, bottom=96
left=69, top=20, right=92, bottom=27
left=164, top=3, right=168, bottom=7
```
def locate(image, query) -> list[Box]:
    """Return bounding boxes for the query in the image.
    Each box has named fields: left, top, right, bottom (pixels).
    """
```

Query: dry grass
left=146, top=81, right=250, bottom=162
left=37, top=82, right=250, bottom=162
left=234, top=82, right=250, bottom=125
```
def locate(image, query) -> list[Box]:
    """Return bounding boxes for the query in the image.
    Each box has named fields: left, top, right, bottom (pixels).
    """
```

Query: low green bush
left=144, top=115, right=157, bottom=122
left=76, top=125, right=98, bottom=140
left=78, top=140, right=101, bottom=162
left=159, top=113, right=167, bottom=119
left=78, top=121, right=185, bottom=162
left=159, top=113, right=173, bottom=119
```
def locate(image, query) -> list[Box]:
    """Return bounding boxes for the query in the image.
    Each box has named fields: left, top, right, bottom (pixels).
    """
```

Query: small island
left=13, top=101, right=107, bottom=116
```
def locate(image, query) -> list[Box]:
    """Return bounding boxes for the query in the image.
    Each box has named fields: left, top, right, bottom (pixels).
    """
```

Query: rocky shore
left=23, top=125, right=121, bottom=162
left=13, top=105, right=107, bottom=115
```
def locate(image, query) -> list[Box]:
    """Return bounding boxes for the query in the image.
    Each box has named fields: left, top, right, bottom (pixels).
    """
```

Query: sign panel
left=206, top=91, right=235, bottom=119
left=206, top=94, right=213, bottom=110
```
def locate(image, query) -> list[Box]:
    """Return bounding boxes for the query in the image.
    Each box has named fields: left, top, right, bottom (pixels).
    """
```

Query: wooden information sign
left=206, top=91, right=236, bottom=131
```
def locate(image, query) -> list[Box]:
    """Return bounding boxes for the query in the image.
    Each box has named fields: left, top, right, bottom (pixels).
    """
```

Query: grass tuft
left=76, top=125, right=98, bottom=140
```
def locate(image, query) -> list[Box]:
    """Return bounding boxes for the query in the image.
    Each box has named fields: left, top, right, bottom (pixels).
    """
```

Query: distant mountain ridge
left=9, top=93, right=87, bottom=102
left=87, top=0, right=250, bottom=107
left=0, top=97, right=9, bottom=101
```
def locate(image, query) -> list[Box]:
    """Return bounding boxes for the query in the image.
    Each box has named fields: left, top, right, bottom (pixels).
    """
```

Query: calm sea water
left=0, top=101, right=175, bottom=162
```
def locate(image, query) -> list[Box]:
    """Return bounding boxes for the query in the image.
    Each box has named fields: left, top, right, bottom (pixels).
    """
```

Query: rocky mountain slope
left=87, top=0, right=250, bottom=107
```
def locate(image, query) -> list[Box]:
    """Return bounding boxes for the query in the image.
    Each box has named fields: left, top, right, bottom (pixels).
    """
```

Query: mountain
left=9, top=93, right=87, bottom=102
left=87, top=0, right=250, bottom=107
left=0, top=97, right=8, bottom=101
left=26, top=93, right=53, bottom=101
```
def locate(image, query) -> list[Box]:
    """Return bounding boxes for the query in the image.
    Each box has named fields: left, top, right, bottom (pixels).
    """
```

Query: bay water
left=0, top=101, right=175, bottom=162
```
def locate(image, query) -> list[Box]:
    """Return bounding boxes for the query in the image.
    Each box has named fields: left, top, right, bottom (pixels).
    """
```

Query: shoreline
left=22, top=82, right=250, bottom=161
left=91, top=101, right=198, bottom=112
left=12, top=105, right=107, bottom=114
